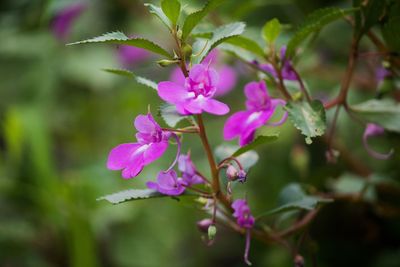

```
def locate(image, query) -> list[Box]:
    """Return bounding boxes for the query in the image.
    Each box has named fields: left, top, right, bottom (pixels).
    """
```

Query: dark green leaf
left=350, top=99, right=400, bottom=133
left=144, top=3, right=172, bottom=29
left=382, top=3, right=400, bottom=52
left=215, top=144, right=259, bottom=170
left=232, top=133, right=279, bottom=157
left=262, top=18, right=281, bottom=44
left=102, top=68, right=158, bottom=90
left=68, top=31, right=172, bottom=58
left=158, top=103, right=186, bottom=127
left=286, top=7, right=357, bottom=57
left=360, top=0, right=386, bottom=35
left=182, top=0, right=226, bottom=40
left=161, top=0, right=181, bottom=26
left=285, top=100, right=326, bottom=144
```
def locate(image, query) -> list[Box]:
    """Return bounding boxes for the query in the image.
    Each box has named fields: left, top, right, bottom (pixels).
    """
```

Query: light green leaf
left=97, top=189, right=166, bottom=204
left=285, top=100, right=326, bottom=144
left=182, top=0, right=226, bottom=40
left=102, top=68, right=158, bottom=90
left=158, top=103, right=187, bottom=127
left=191, top=22, right=246, bottom=64
left=350, top=99, right=400, bottom=133
left=232, top=133, right=279, bottom=157
left=286, top=7, right=357, bottom=57
left=144, top=3, right=172, bottom=29
left=161, top=0, right=181, bottom=26
left=215, top=144, right=259, bottom=170
left=262, top=18, right=281, bottom=44
left=68, top=31, right=171, bottom=58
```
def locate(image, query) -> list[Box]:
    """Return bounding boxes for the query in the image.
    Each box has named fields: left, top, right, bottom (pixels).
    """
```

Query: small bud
left=197, top=218, right=213, bottom=233
left=207, top=224, right=217, bottom=240
left=176, top=29, right=183, bottom=39
left=157, top=59, right=179, bottom=67
left=237, top=170, right=247, bottom=183
left=182, top=44, right=192, bottom=55
left=294, top=254, right=304, bottom=267
left=226, top=165, right=238, bottom=181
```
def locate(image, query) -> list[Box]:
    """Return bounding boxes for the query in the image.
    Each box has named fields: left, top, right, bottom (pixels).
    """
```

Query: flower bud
left=237, top=170, right=247, bottom=183
left=207, top=224, right=217, bottom=240
left=157, top=59, right=179, bottom=67
left=176, top=29, right=183, bottom=39
left=226, top=165, right=238, bottom=181
left=197, top=218, right=213, bottom=233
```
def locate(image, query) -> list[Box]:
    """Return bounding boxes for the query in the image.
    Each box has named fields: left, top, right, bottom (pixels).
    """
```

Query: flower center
left=185, top=77, right=215, bottom=98
left=246, top=111, right=262, bottom=124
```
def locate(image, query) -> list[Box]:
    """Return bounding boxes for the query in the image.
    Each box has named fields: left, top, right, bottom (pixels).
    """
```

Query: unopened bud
left=157, top=59, right=179, bottom=67
left=182, top=44, right=192, bottom=55
left=207, top=224, right=217, bottom=240
left=226, top=165, right=238, bottom=181
left=294, top=254, right=304, bottom=267
left=237, top=170, right=247, bottom=183
left=176, top=29, right=183, bottom=39
left=197, top=218, right=213, bottom=233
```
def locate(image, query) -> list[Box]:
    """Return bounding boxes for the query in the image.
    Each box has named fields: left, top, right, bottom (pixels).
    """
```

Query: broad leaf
left=232, top=133, right=279, bottom=157
left=159, top=103, right=187, bottom=127
left=285, top=100, right=326, bottom=144
left=182, top=0, right=226, bottom=40
left=215, top=144, right=259, bottom=170
left=144, top=3, right=172, bottom=29
left=103, top=68, right=157, bottom=90
left=161, top=0, right=181, bottom=26
left=350, top=99, right=400, bottom=133
left=68, top=31, right=172, bottom=58
left=191, top=22, right=246, bottom=64
left=286, top=7, right=357, bottom=57
left=381, top=2, right=400, bottom=52
left=97, top=189, right=165, bottom=204
left=262, top=18, right=281, bottom=44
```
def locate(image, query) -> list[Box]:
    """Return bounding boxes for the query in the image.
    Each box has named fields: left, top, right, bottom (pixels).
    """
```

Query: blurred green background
left=1, top=0, right=399, bottom=266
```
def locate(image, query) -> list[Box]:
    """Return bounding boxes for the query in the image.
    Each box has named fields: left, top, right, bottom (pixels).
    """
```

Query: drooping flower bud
left=237, top=170, right=247, bottom=183
left=207, top=224, right=217, bottom=240
left=226, top=165, right=238, bottom=180
left=197, top=218, right=213, bottom=233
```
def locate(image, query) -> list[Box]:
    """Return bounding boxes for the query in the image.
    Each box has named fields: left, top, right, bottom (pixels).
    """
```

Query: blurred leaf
left=145, top=3, right=172, bottom=29
left=102, top=68, right=157, bottom=90
left=359, top=0, right=386, bottom=36
left=68, top=31, right=172, bottom=58
left=215, top=144, right=259, bottom=170
left=232, top=133, right=279, bottom=157
left=161, top=0, right=181, bottom=26
left=98, top=189, right=167, bottom=204
left=182, top=0, right=226, bottom=40
left=3, top=108, right=24, bottom=162
left=381, top=2, right=400, bottom=51
left=331, top=173, right=376, bottom=201
left=262, top=18, right=281, bottom=44
left=222, top=36, right=264, bottom=57
left=285, top=100, right=326, bottom=144
left=350, top=99, right=400, bottom=133
left=191, top=22, right=246, bottom=64
left=286, top=7, right=357, bottom=57
left=158, top=103, right=186, bottom=127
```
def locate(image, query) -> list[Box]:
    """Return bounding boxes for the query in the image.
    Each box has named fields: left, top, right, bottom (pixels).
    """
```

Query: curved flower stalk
left=107, top=113, right=174, bottom=178
left=51, top=3, right=87, bottom=41
left=224, top=80, right=287, bottom=146
left=258, top=47, right=297, bottom=81
left=146, top=170, right=186, bottom=196
left=158, top=64, right=230, bottom=115
left=170, top=49, right=237, bottom=97
left=363, top=123, right=394, bottom=160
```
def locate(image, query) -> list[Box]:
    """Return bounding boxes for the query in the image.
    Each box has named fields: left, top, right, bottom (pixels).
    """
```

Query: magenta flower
left=158, top=64, right=230, bottom=115
left=146, top=170, right=186, bottom=196
left=117, top=45, right=150, bottom=68
left=107, top=113, right=170, bottom=179
left=224, top=80, right=287, bottom=146
left=178, top=154, right=203, bottom=185
left=170, top=49, right=237, bottom=96
left=51, top=3, right=86, bottom=41
left=363, top=123, right=393, bottom=160
left=258, top=47, right=297, bottom=81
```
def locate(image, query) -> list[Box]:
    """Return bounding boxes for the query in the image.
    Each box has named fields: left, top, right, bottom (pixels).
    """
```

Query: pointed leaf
left=262, top=18, right=282, bottom=44
left=161, top=0, right=181, bottom=26
left=158, top=103, right=187, bottom=127
left=97, top=189, right=165, bottom=204
left=144, top=3, right=172, bottom=29
left=103, top=68, right=157, bottom=90
left=285, top=100, right=326, bottom=144
left=232, top=133, right=279, bottom=157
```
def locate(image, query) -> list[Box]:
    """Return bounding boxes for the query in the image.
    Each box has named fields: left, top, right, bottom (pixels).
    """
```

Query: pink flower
left=107, top=113, right=170, bottom=179
left=146, top=170, right=186, bottom=196
left=258, top=47, right=297, bottom=81
left=158, top=64, right=230, bottom=115
left=363, top=123, right=393, bottom=160
left=51, top=3, right=86, bottom=41
left=178, top=154, right=203, bottom=185
left=223, top=80, right=287, bottom=146
left=117, top=45, right=150, bottom=68
left=170, top=49, right=237, bottom=96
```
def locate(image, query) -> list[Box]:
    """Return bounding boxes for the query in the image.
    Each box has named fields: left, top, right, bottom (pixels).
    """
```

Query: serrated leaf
left=285, top=100, right=326, bottom=144
left=161, top=0, right=181, bottom=26
left=262, top=18, right=281, bottom=44
left=97, top=189, right=165, bottom=204
left=159, top=103, right=187, bottom=127
left=191, top=22, right=246, bottom=64
left=215, top=144, right=259, bottom=170
left=144, top=3, right=172, bottom=29
left=232, top=133, right=279, bottom=157
left=286, top=7, right=357, bottom=57
left=103, top=68, right=157, bottom=90
left=350, top=99, right=400, bottom=133
left=68, top=31, right=171, bottom=58
left=182, top=0, right=226, bottom=40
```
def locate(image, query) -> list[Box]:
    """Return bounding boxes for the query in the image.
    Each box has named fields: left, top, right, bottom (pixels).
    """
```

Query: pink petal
left=134, top=113, right=158, bottom=133
left=121, top=157, right=145, bottom=179
left=223, top=111, right=252, bottom=140
left=158, top=81, right=189, bottom=104
left=189, top=64, right=207, bottom=82
left=143, top=141, right=169, bottom=165
left=170, top=67, right=186, bottom=85
left=215, top=65, right=237, bottom=96
left=201, top=98, right=230, bottom=115
left=106, top=143, right=142, bottom=170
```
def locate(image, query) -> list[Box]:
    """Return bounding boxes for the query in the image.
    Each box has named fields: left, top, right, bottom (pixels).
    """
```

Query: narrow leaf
left=232, top=133, right=279, bottom=157
left=161, top=0, right=181, bottom=26
left=285, top=100, right=326, bottom=144
left=262, top=18, right=282, bottom=44
left=144, top=3, right=172, bottom=29
left=97, top=189, right=165, bottom=204
left=103, top=68, right=157, bottom=90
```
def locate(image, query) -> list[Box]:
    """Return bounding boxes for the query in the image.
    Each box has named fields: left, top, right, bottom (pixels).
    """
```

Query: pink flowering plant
left=69, top=0, right=399, bottom=265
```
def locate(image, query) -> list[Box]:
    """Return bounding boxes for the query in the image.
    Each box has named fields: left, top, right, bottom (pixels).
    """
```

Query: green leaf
left=285, top=100, right=326, bottom=144
left=350, top=99, right=400, bottom=133
left=232, top=133, right=279, bottom=157
left=359, top=0, right=386, bottom=35
left=68, top=31, right=171, bottom=58
left=102, top=68, right=158, bottom=90
left=286, top=7, right=357, bottom=57
left=97, top=189, right=167, bottom=204
left=382, top=2, right=400, bottom=52
left=331, top=173, right=376, bottom=201
left=161, top=0, right=181, bottom=26
left=144, top=3, right=172, bottom=29
left=191, top=22, right=246, bottom=64
left=215, top=144, right=259, bottom=170
left=221, top=36, right=264, bottom=57
left=182, top=0, right=226, bottom=40
left=262, top=18, right=282, bottom=44
left=158, top=103, right=186, bottom=127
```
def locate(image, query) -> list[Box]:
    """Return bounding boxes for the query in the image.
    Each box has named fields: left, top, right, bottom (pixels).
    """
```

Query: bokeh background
left=1, top=0, right=399, bottom=266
